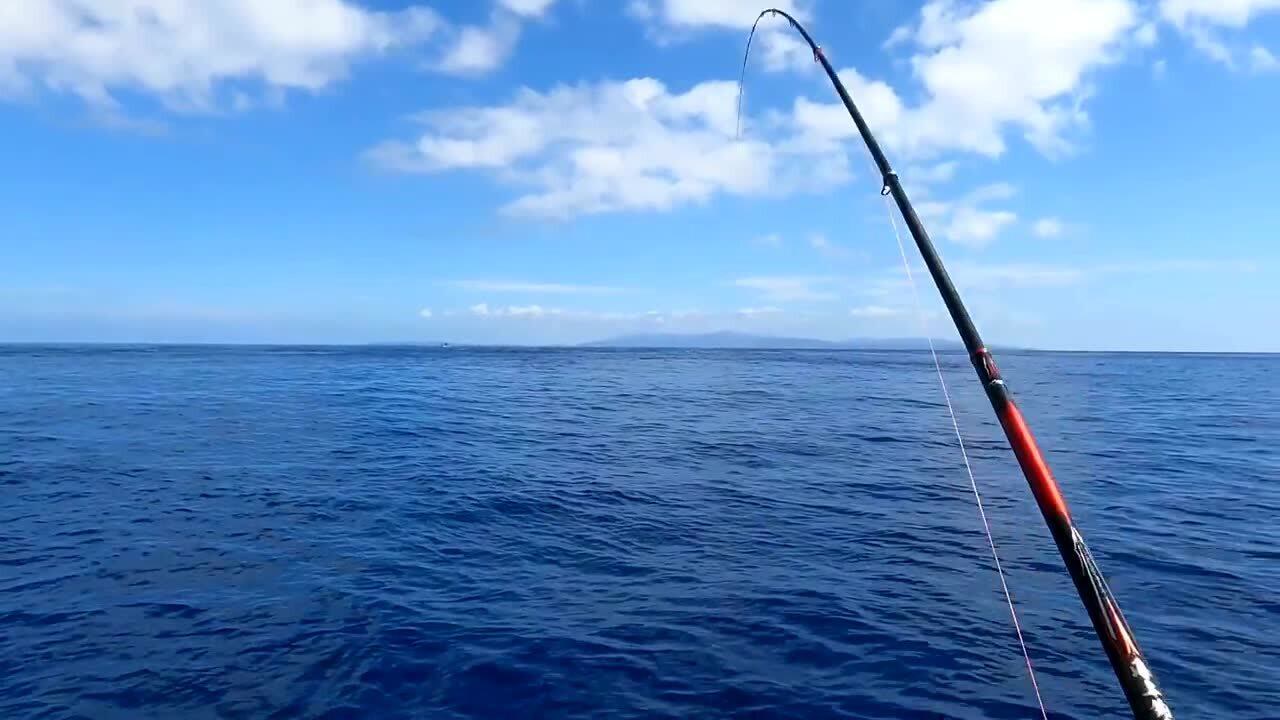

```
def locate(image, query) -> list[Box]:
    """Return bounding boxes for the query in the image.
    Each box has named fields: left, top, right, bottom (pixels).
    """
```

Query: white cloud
left=849, top=305, right=904, bottom=318
left=910, top=161, right=959, bottom=185
left=753, top=233, right=784, bottom=248
left=368, top=77, right=849, bottom=217
left=505, top=304, right=556, bottom=317
left=940, top=258, right=1257, bottom=290
left=434, top=12, right=522, bottom=76
left=632, top=0, right=814, bottom=72
left=1251, top=45, right=1280, bottom=71
left=949, top=262, right=1085, bottom=288
left=734, top=275, right=838, bottom=302
left=791, top=67, right=905, bottom=147
left=944, top=207, right=1018, bottom=247
left=1184, top=24, right=1236, bottom=66
left=1096, top=259, right=1260, bottom=274
left=499, top=0, right=558, bottom=18
left=1160, top=0, right=1280, bottom=28
left=810, top=233, right=859, bottom=260
left=455, top=304, right=695, bottom=323
left=419, top=308, right=434, bottom=318
left=803, top=0, right=1139, bottom=159
left=447, top=280, right=625, bottom=294
left=1134, top=22, right=1159, bottom=47
left=885, top=24, right=915, bottom=49
left=0, top=1, right=441, bottom=110
left=640, top=0, right=806, bottom=29
left=1159, top=0, right=1280, bottom=67
left=919, top=183, right=1019, bottom=249
left=467, top=303, right=566, bottom=318
left=737, top=306, right=783, bottom=318
left=1032, top=217, right=1065, bottom=238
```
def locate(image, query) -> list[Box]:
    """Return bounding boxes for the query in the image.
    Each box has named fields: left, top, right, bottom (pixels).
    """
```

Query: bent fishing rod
left=745, top=9, right=1172, bottom=720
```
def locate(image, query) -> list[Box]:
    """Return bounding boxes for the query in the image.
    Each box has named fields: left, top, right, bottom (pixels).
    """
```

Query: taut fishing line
left=737, top=11, right=1049, bottom=718
left=878, top=190, right=1051, bottom=720
left=732, top=10, right=1173, bottom=719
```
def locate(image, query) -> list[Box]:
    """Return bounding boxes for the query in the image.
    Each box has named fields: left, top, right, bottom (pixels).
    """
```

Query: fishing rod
left=742, top=9, right=1173, bottom=720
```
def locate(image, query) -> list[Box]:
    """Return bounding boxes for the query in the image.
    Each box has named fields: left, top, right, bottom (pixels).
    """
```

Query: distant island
left=580, top=331, right=966, bottom=350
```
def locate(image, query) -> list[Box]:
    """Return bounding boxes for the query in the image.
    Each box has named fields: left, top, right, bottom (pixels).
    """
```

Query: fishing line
left=877, top=188, right=1050, bottom=720
left=737, top=10, right=1049, bottom=716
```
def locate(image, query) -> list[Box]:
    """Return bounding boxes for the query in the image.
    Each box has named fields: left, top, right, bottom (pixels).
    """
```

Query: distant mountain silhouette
left=581, top=331, right=965, bottom=350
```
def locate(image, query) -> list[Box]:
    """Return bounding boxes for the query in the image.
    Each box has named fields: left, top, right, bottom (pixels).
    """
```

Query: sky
left=2, top=0, right=1278, bottom=351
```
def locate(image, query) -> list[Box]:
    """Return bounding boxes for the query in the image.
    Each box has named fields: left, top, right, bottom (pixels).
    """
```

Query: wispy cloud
left=753, top=233, right=784, bottom=248
left=446, top=280, right=626, bottom=294
left=849, top=305, right=905, bottom=318
left=942, top=258, right=1259, bottom=290
left=1251, top=45, right=1280, bottom=72
left=949, top=262, right=1085, bottom=288
left=419, top=308, right=434, bottom=318
left=809, top=233, right=860, bottom=261
left=737, top=306, right=783, bottom=318
left=432, top=11, right=522, bottom=76
left=920, top=183, right=1019, bottom=249
left=456, top=304, right=701, bottom=323
left=734, top=276, right=839, bottom=302
left=1032, top=217, right=1065, bottom=238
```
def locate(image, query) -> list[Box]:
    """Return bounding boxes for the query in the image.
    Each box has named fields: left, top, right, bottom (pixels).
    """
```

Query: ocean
left=1, top=345, right=1276, bottom=719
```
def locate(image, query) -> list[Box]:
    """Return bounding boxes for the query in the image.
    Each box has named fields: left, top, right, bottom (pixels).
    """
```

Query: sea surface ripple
left=1, top=346, right=1276, bottom=719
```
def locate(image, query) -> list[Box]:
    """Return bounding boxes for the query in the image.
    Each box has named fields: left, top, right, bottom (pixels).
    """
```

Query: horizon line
left=3, top=340, right=1278, bottom=355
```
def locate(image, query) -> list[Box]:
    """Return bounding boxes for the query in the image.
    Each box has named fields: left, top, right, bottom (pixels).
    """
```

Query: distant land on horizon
left=578, top=331, right=968, bottom=351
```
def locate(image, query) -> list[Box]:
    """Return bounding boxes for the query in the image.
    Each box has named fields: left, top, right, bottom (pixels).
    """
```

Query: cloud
left=368, top=77, right=850, bottom=217
left=1095, top=259, right=1260, bottom=274
left=809, top=233, right=859, bottom=260
left=467, top=303, right=561, bottom=318
left=1032, top=217, right=1065, bottom=238
left=737, top=306, right=783, bottom=318
left=505, top=304, right=556, bottom=317
left=949, top=262, right=1085, bottom=288
left=849, top=305, right=905, bottom=318
left=458, top=304, right=688, bottom=322
left=734, top=276, right=838, bottom=302
left=0, top=1, right=442, bottom=111
left=753, top=233, right=784, bottom=248
left=499, top=0, right=558, bottom=18
left=1183, top=24, right=1236, bottom=66
left=433, top=12, right=522, bottom=76
left=945, top=208, right=1018, bottom=247
left=632, top=0, right=813, bottom=72
left=1134, top=22, right=1159, bottom=47
left=635, top=0, right=806, bottom=28
left=940, top=258, right=1258, bottom=291
left=1159, top=0, right=1280, bottom=67
left=1251, top=45, right=1280, bottom=71
left=419, top=308, right=434, bottom=318
left=910, top=161, right=959, bottom=185
left=919, top=183, right=1019, bottom=249
left=446, top=280, right=626, bottom=294
left=1160, top=0, right=1280, bottom=28
left=790, top=67, right=906, bottom=148
left=799, top=0, right=1139, bottom=159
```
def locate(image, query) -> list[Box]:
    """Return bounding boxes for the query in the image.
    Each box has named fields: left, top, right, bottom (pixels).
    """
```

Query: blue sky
left=2, top=0, right=1278, bottom=351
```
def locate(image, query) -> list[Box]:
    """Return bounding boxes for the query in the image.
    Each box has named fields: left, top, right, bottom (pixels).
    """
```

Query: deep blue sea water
left=1, top=345, right=1277, bottom=720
